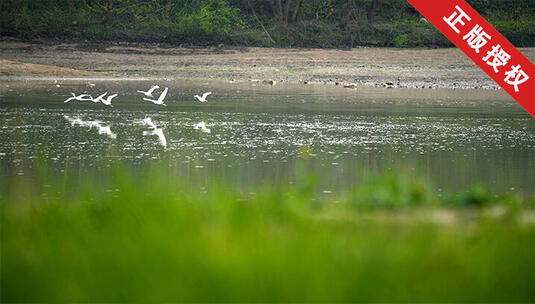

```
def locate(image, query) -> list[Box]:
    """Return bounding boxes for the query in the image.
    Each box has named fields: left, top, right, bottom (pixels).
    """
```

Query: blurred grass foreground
left=1, top=164, right=534, bottom=302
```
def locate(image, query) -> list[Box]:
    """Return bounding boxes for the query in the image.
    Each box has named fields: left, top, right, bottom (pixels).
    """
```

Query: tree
left=106, top=0, right=113, bottom=24
left=271, top=0, right=304, bottom=24
left=367, top=0, right=379, bottom=24
left=345, top=0, right=363, bottom=44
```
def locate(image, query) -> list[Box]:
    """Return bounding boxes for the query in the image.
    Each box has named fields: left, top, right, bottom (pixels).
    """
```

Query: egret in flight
left=137, top=85, right=160, bottom=98
left=100, top=93, right=118, bottom=107
left=194, top=91, right=212, bottom=102
left=92, top=92, right=108, bottom=103
left=143, top=87, right=168, bottom=106
left=64, top=93, right=93, bottom=103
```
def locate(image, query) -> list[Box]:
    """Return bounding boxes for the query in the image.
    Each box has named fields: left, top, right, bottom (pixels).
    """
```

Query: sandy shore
left=1, top=40, right=534, bottom=90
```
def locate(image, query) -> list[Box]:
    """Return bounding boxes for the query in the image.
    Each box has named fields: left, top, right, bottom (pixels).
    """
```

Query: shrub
left=393, top=33, right=409, bottom=48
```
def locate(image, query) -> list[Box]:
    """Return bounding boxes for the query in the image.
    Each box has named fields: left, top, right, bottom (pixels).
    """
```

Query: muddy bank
left=1, top=40, right=534, bottom=90
left=0, top=59, right=100, bottom=77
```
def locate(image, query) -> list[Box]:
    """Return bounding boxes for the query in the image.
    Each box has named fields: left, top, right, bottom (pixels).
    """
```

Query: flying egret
left=64, top=93, right=93, bottom=103
left=143, top=87, right=168, bottom=106
left=137, top=85, right=160, bottom=97
left=194, top=91, right=212, bottom=102
left=92, top=92, right=108, bottom=103
left=100, top=94, right=118, bottom=107
left=194, top=121, right=211, bottom=133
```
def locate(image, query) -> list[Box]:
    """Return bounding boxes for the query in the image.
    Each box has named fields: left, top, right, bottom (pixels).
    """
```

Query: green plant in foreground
left=1, top=166, right=534, bottom=302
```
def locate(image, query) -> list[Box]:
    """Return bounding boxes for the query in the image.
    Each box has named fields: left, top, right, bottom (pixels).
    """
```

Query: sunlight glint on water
left=0, top=80, right=534, bottom=195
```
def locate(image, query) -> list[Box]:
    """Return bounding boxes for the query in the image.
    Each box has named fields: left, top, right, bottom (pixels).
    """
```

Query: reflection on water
left=194, top=121, right=211, bottom=133
left=138, top=117, right=167, bottom=148
left=0, top=80, right=534, bottom=195
left=64, top=115, right=117, bottom=139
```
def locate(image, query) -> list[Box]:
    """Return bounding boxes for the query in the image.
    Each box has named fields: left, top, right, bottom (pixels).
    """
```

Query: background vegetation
left=1, top=0, right=534, bottom=48
left=1, top=162, right=534, bottom=302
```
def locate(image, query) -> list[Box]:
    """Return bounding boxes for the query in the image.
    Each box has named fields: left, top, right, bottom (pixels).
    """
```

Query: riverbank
left=2, top=40, right=534, bottom=90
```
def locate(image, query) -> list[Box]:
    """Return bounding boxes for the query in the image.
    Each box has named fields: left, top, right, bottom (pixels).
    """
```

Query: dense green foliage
left=1, top=162, right=534, bottom=302
left=1, top=0, right=534, bottom=47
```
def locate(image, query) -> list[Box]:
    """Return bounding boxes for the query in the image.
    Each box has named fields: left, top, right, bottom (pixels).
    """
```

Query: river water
left=1, top=79, right=533, bottom=195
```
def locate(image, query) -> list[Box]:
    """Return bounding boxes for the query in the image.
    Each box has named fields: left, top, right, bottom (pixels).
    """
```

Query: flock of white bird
left=63, top=85, right=214, bottom=149
left=64, top=85, right=212, bottom=106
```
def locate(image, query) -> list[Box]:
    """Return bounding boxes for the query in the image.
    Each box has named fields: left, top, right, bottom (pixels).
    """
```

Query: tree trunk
left=270, top=0, right=278, bottom=19
left=283, top=0, right=292, bottom=23
left=167, top=0, right=172, bottom=38
left=0, top=0, right=4, bottom=30
left=277, top=0, right=283, bottom=22
left=68, top=0, right=74, bottom=16
left=346, top=0, right=363, bottom=44
left=273, top=0, right=303, bottom=24
left=367, top=0, right=379, bottom=24
left=106, top=0, right=113, bottom=24
left=291, top=0, right=303, bottom=23
left=345, top=0, right=352, bottom=27
left=249, top=0, right=276, bottom=44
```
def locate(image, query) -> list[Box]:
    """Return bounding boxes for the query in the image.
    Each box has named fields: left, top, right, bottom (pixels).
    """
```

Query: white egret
left=100, top=94, right=118, bottom=107
left=92, top=92, right=108, bottom=103
left=194, top=91, right=212, bottom=102
left=64, top=93, right=93, bottom=103
left=137, top=85, right=160, bottom=97
left=143, top=87, right=168, bottom=106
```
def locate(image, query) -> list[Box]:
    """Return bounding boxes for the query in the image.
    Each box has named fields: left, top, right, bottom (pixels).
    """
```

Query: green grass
left=1, top=164, right=534, bottom=302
